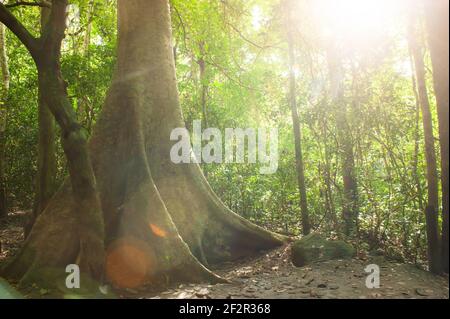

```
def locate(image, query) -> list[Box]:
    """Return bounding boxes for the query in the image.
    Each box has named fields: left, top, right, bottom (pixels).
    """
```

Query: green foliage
left=3, top=0, right=116, bottom=208
left=5, top=35, right=39, bottom=207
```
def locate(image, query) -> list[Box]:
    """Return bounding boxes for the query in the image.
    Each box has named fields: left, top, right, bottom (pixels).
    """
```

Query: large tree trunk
left=424, top=0, right=449, bottom=274
left=408, top=15, right=441, bottom=274
left=2, top=0, right=284, bottom=291
left=285, top=7, right=310, bottom=236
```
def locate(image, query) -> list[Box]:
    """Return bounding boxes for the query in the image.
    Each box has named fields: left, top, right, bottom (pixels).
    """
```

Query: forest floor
left=0, top=211, right=449, bottom=299
left=137, top=244, right=449, bottom=299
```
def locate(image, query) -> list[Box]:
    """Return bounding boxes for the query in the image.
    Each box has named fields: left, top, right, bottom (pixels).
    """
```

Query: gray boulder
left=291, top=233, right=355, bottom=267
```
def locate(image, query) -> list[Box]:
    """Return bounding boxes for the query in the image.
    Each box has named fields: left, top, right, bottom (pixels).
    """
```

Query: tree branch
left=0, top=3, right=40, bottom=57
left=5, top=1, right=51, bottom=8
left=171, top=4, right=188, bottom=51
left=40, top=0, right=66, bottom=55
left=225, top=21, right=274, bottom=50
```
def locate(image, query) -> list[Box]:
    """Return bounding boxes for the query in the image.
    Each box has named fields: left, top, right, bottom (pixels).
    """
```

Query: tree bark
left=285, top=11, right=310, bottom=236
left=424, top=0, right=449, bottom=274
left=83, top=0, right=94, bottom=55
left=27, top=6, right=57, bottom=238
left=327, top=49, right=358, bottom=238
left=198, top=42, right=209, bottom=178
left=77, top=0, right=95, bottom=132
left=409, top=58, right=424, bottom=213
left=323, top=124, right=337, bottom=230
left=0, top=16, right=9, bottom=219
left=1, top=0, right=285, bottom=292
left=0, top=0, right=105, bottom=283
left=408, top=15, right=441, bottom=274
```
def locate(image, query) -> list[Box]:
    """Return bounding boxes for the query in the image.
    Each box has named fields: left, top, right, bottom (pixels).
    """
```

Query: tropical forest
left=0, top=0, right=448, bottom=300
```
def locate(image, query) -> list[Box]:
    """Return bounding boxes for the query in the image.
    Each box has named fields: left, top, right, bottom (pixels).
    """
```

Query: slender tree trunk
left=327, top=50, right=358, bottom=238
left=411, top=89, right=425, bottom=263
left=323, top=127, right=337, bottom=230
left=77, top=0, right=95, bottom=132
left=410, top=60, right=424, bottom=213
left=348, top=64, right=360, bottom=241
left=37, top=0, right=105, bottom=280
left=198, top=44, right=208, bottom=130
left=424, top=0, right=449, bottom=274
left=340, top=118, right=358, bottom=238
left=285, top=2, right=310, bottom=235
left=83, top=0, right=94, bottom=55
left=0, top=18, right=9, bottom=219
left=27, top=7, right=57, bottom=237
left=408, top=16, right=441, bottom=274
left=1, top=0, right=105, bottom=282
left=198, top=42, right=208, bottom=177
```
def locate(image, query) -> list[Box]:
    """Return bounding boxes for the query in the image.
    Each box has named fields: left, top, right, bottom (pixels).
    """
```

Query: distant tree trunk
left=285, top=2, right=310, bottom=236
left=424, top=0, right=449, bottom=274
left=198, top=42, right=208, bottom=177
left=408, top=15, right=441, bottom=274
left=411, top=78, right=425, bottom=263
left=339, top=111, right=358, bottom=238
left=0, top=18, right=9, bottom=219
left=198, top=44, right=208, bottom=130
left=347, top=64, right=361, bottom=240
left=27, top=7, right=57, bottom=237
left=409, top=59, right=424, bottom=213
left=323, top=129, right=337, bottom=230
left=327, top=50, right=358, bottom=238
left=83, top=0, right=94, bottom=54
left=1, top=0, right=285, bottom=291
left=77, top=0, right=95, bottom=132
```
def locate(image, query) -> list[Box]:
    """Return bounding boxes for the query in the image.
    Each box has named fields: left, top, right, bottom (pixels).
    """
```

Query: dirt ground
left=1, top=212, right=448, bottom=299
left=0, top=211, right=25, bottom=264
left=135, top=244, right=449, bottom=299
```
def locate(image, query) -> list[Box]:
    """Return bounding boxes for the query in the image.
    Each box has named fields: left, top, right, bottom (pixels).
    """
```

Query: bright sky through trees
left=310, top=0, right=403, bottom=41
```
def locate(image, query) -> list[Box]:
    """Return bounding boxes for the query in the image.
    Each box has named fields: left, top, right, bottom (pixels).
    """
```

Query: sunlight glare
left=251, top=5, right=264, bottom=30
left=310, top=0, right=403, bottom=45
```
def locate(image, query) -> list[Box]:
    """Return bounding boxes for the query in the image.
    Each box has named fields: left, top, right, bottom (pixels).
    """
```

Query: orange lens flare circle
left=105, top=238, right=154, bottom=289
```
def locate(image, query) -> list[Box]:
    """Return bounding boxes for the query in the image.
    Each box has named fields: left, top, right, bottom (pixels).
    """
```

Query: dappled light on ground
left=134, top=245, right=449, bottom=300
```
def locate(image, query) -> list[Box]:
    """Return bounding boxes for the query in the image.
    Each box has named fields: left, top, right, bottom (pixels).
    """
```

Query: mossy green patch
left=0, top=277, right=23, bottom=299
left=291, top=233, right=355, bottom=267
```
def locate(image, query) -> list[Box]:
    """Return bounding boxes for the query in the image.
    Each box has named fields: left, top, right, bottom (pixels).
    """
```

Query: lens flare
left=149, top=223, right=167, bottom=238
left=105, top=238, right=154, bottom=289
left=305, top=0, right=403, bottom=49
